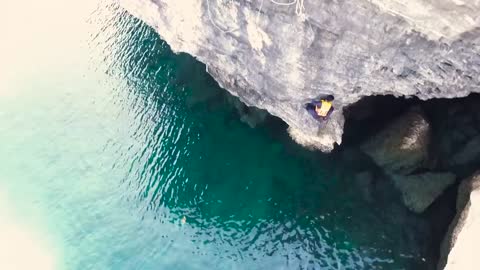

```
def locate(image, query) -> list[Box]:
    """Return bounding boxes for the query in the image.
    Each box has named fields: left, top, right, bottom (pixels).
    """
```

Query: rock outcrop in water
left=359, top=106, right=456, bottom=213
left=361, top=107, right=430, bottom=175
left=392, top=172, right=456, bottom=213
left=439, top=172, right=480, bottom=270
left=120, top=0, right=480, bottom=151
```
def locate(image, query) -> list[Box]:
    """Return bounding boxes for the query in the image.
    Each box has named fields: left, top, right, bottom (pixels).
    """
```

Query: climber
left=305, top=95, right=334, bottom=121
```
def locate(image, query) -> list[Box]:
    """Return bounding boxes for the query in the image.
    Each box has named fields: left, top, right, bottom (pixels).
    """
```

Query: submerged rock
left=361, top=107, right=430, bottom=174
left=450, top=135, right=480, bottom=167
left=227, top=95, right=269, bottom=128
left=353, top=171, right=374, bottom=203
left=391, top=172, right=456, bottom=213
left=439, top=172, right=480, bottom=270
left=120, top=0, right=480, bottom=151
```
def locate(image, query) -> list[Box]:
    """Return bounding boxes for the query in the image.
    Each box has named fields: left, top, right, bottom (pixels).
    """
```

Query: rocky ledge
left=120, top=0, right=480, bottom=151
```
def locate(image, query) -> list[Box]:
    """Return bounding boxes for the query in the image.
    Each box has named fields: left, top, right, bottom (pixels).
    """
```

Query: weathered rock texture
left=361, top=107, right=430, bottom=174
left=439, top=172, right=480, bottom=270
left=120, top=0, right=480, bottom=151
left=392, top=172, right=456, bottom=213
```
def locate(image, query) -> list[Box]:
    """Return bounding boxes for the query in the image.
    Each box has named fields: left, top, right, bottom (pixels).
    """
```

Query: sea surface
left=1, top=1, right=430, bottom=269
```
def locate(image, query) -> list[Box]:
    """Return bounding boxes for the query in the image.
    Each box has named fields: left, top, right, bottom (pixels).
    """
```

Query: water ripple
left=69, top=1, right=437, bottom=269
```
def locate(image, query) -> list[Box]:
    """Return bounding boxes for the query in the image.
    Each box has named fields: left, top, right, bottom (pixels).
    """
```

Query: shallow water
left=0, top=1, right=431, bottom=269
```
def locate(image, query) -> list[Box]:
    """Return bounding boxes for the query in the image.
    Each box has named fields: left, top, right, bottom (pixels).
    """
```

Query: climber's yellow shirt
left=316, top=100, right=332, bottom=117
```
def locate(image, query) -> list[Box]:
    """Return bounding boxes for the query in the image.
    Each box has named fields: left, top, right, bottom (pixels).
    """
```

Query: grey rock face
left=361, top=107, right=430, bottom=174
left=391, top=172, right=456, bottom=213
left=120, top=0, right=480, bottom=151
left=439, top=172, right=480, bottom=270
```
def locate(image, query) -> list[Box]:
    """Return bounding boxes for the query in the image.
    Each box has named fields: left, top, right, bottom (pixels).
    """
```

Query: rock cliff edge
left=119, top=0, right=480, bottom=151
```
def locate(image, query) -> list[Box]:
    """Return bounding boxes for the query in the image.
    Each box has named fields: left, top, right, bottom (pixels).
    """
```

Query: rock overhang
left=120, top=0, right=480, bottom=152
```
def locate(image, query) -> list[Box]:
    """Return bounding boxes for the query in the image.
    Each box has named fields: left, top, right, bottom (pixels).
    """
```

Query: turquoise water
left=0, top=1, right=431, bottom=269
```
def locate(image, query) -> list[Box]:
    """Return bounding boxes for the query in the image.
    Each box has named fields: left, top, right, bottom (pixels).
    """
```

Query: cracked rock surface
left=120, top=0, right=480, bottom=151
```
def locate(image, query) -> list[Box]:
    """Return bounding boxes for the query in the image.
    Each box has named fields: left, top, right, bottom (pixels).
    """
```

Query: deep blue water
left=0, top=1, right=431, bottom=269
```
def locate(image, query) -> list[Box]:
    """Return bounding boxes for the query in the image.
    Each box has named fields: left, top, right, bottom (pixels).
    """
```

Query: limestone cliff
left=119, top=0, right=480, bottom=151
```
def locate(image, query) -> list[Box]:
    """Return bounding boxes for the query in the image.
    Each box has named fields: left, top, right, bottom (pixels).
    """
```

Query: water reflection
left=94, top=3, right=429, bottom=269
left=0, top=1, right=432, bottom=269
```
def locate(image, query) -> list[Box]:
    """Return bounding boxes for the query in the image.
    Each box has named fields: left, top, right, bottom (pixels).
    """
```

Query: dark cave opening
left=342, top=93, right=480, bottom=177
left=342, top=93, right=480, bottom=269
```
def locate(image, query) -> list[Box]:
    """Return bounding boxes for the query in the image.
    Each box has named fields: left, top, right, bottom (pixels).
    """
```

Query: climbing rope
left=270, top=0, right=296, bottom=6
left=269, top=0, right=305, bottom=16
left=293, top=0, right=305, bottom=17
left=256, top=0, right=265, bottom=24
left=207, top=0, right=306, bottom=33
left=206, top=0, right=239, bottom=33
